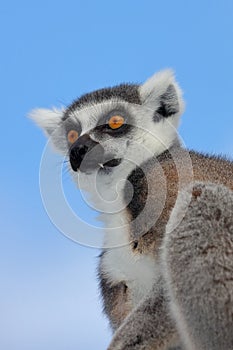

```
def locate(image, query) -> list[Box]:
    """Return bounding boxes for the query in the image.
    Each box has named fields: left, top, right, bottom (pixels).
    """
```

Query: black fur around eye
left=64, top=119, right=82, bottom=139
left=95, top=121, right=132, bottom=137
left=95, top=110, right=133, bottom=137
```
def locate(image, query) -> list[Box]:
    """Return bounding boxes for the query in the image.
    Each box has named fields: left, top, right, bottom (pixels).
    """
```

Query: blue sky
left=1, top=1, right=233, bottom=349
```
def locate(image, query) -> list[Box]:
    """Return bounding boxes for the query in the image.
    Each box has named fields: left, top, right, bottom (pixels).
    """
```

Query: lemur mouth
left=102, top=158, right=122, bottom=168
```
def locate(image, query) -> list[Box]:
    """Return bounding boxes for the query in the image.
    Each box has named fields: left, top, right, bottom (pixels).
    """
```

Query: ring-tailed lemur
left=29, top=70, right=233, bottom=350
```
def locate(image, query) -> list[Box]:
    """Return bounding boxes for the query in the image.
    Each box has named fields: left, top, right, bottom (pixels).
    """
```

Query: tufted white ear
left=29, top=107, right=68, bottom=155
left=29, top=108, right=64, bottom=136
left=139, top=69, right=184, bottom=120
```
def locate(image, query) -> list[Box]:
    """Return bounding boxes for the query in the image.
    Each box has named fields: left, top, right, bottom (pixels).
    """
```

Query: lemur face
left=30, top=70, right=184, bottom=182
left=63, top=97, right=139, bottom=174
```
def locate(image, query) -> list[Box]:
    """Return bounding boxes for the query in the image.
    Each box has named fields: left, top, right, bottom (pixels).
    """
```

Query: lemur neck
left=124, top=144, right=190, bottom=243
left=102, top=145, right=182, bottom=248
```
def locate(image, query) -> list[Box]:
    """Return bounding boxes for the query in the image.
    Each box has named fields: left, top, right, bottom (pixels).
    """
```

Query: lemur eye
left=67, top=130, right=79, bottom=144
left=108, top=115, right=125, bottom=129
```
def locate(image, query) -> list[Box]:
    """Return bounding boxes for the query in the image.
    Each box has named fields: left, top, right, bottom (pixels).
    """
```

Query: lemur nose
left=69, top=134, right=104, bottom=172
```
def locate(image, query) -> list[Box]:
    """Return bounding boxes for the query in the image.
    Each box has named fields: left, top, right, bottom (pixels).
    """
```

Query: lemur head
left=30, top=70, right=184, bottom=191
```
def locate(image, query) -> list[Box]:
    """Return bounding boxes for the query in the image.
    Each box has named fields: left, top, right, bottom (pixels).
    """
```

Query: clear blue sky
left=1, top=1, right=233, bottom=349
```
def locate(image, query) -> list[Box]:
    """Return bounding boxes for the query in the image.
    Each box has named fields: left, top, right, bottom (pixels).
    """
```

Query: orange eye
left=67, top=130, right=79, bottom=144
left=108, top=115, right=125, bottom=129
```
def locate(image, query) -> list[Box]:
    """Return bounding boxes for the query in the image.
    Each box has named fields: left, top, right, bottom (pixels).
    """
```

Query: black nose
left=69, top=134, right=104, bottom=172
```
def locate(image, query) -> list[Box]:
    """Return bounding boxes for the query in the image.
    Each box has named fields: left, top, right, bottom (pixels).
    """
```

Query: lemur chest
left=102, top=229, right=159, bottom=305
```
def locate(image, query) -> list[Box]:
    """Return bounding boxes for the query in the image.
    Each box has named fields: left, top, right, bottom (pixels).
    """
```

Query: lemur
left=30, top=70, right=233, bottom=350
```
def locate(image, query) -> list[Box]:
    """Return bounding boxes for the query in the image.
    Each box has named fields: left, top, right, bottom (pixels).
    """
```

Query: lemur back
left=30, top=69, right=233, bottom=350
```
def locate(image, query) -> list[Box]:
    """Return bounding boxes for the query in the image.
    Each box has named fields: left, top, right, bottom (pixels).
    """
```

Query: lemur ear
left=29, top=108, right=67, bottom=155
left=139, top=69, right=184, bottom=120
left=29, top=108, right=64, bottom=136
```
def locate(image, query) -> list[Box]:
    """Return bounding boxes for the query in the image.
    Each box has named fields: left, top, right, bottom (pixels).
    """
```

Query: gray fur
left=163, top=182, right=233, bottom=350
left=29, top=69, right=233, bottom=350
left=63, top=83, right=141, bottom=120
left=108, top=278, right=180, bottom=350
left=106, top=151, right=233, bottom=350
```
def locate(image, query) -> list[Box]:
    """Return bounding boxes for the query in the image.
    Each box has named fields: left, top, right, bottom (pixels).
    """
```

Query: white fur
left=95, top=196, right=159, bottom=308
left=139, top=69, right=185, bottom=115
left=29, top=107, right=68, bottom=154
left=29, top=69, right=184, bottom=307
left=166, top=294, right=196, bottom=350
left=68, top=99, right=181, bottom=180
left=29, top=107, right=64, bottom=135
left=102, top=225, right=159, bottom=307
left=165, top=188, right=192, bottom=234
